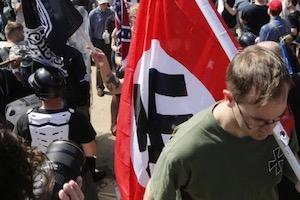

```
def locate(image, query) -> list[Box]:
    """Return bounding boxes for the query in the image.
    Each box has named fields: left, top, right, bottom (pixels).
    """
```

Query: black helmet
left=28, top=66, right=66, bottom=99
left=238, top=32, right=257, bottom=47
left=20, top=55, right=34, bottom=68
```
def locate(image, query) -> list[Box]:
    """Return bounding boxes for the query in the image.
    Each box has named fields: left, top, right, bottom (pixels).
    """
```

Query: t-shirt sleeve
left=149, top=149, right=189, bottom=199
left=69, top=112, right=96, bottom=144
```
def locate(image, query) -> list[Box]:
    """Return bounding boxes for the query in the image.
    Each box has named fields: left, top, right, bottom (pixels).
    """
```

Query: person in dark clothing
left=223, top=0, right=251, bottom=36
left=286, top=0, right=300, bottom=59
left=241, top=0, right=270, bottom=36
left=89, top=0, right=114, bottom=97
left=86, top=0, right=98, bottom=13
left=222, top=0, right=237, bottom=30
left=14, top=66, right=103, bottom=199
left=104, top=12, right=115, bottom=70
left=286, top=0, right=300, bottom=38
left=0, top=68, right=31, bottom=128
left=61, top=46, right=91, bottom=118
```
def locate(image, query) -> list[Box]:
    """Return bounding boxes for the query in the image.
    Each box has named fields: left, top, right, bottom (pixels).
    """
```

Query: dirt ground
left=90, top=66, right=119, bottom=200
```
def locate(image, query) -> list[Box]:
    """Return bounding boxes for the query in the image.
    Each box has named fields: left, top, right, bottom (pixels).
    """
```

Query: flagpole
left=273, top=124, right=300, bottom=181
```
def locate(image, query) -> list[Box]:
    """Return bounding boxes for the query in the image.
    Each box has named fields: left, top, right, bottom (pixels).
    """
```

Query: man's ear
left=223, top=89, right=235, bottom=107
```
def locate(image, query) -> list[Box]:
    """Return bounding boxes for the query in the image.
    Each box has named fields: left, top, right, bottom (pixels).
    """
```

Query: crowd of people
left=0, top=0, right=300, bottom=199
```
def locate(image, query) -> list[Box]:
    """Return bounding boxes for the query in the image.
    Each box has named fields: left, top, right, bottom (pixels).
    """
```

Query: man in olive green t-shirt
left=144, top=44, right=300, bottom=200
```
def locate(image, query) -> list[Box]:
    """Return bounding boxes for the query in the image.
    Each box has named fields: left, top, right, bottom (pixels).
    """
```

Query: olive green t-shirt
left=150, top=105, right=298, bottom=200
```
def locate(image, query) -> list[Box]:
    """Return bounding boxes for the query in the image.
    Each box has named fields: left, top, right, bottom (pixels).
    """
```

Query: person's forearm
left=82, top=140, right=97, bottom=157
left=224, top=3, right=236, bottom=16
left=96, top=59, right=121, bottom=95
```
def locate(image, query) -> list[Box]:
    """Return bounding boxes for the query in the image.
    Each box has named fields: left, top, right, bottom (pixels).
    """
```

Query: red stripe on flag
left=280, top=106, right=295, bottom=137
left=115, top=66, right=146, bottom=198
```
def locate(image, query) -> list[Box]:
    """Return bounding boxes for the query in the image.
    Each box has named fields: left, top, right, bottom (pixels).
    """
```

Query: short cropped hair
left=269, top=9, right=282, bottom=16
left=4, top=21, right=24, bottom=43
left=226, top=45, right=291, bottom=105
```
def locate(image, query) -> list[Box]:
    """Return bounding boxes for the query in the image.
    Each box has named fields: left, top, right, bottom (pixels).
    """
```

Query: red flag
left=115, top=0, right=238, bottom=199
left=115, top=0, right=131, bottom=66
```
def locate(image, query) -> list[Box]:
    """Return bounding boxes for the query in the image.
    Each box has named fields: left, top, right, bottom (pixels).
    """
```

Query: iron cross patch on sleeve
left=268, top=147, right=284, bottom=176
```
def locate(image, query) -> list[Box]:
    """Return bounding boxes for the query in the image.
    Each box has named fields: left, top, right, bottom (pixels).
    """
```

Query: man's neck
left=213, top=101, right=248, bottom=138
left=270, top=15, right=280, bottom=19
left=41, top=97, right=64, bottom=110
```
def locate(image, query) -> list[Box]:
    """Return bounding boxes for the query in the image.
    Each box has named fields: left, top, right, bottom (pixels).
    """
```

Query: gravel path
left=90, top=66, right=118, bottom=200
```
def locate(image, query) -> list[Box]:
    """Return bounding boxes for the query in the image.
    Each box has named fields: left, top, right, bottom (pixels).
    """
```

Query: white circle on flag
left=131, top=39, right=216, bottom=186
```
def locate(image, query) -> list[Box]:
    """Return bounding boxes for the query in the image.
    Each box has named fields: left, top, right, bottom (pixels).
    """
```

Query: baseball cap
left=97, top=0, right=110, bottom=4
left=268, top=0, right=282, bottom=13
